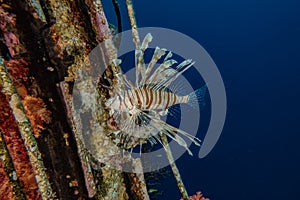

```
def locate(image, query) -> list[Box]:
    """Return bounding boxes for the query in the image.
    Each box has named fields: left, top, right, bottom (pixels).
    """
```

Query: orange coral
left=4, top=58, right=29, bottom=99
left=5, top=58, right=29, bottom=83
left=180, top=191, right=209, bottom=200
left=22, top=96, right=52, bottom=138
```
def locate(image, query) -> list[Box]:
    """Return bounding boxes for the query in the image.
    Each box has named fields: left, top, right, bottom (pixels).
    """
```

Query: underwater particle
left=47, top=66, right=55, bottom=71
left=148, top=188, right=158, bottom=193
left=11, top=171, right=17, bottom=181
left=69, top=179, right=78, bottom=187
left=74, top=189, right=79, bottom=195
left=63, top=133, right=70, bottom=146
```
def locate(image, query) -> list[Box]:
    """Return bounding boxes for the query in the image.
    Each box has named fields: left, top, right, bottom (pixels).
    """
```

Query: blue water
left=103, top=0, right=300, bottom=199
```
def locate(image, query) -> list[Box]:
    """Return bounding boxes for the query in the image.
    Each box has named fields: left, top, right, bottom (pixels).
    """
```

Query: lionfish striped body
left=111, top=87, right=189, bottom=112
left=105, top=33, right=207, bottom=155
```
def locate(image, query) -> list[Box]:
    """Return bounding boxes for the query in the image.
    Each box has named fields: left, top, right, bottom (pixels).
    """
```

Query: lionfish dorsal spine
left=142, top=47, right=167, bottom=86
left=146, top=59, right=173, bottom=89
left=163, top=60, right=195, bottom=89
left=151, top=60, right=179, bottom=90
left=135, top=33, right=153, bottom=87
left=135, top=49, right=144, bottom=86
left=140, top=33, right=153, bottom=52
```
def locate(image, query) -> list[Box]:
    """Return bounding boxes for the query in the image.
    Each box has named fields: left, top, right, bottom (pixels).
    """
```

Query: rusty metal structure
left=0, top=0, right=151, bottom=199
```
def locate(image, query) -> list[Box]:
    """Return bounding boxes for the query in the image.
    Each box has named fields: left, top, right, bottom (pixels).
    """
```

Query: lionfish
left=105, top=33, right=207, bottom=155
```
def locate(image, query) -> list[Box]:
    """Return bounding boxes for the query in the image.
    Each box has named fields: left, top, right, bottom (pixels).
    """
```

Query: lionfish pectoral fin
left=161, top=128, right=193, bottom=156
left=187, top=84, right=208, bottom=110
left=148, top=136, right=157, bottom=145
left=139, top=141, right=143, bottom=156
left=163, top=119, right=201, bottom=146
left=175, top=127, right=201, bottom=146
left=144, top=111, right=201, bottom=149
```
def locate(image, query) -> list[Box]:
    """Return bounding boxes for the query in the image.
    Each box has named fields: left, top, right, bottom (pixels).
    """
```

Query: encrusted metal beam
left=161, top=134, right=189, bottom=199
left=0, top=58, right=55, bottom=200
left=0, top=129, right=26, bottom=200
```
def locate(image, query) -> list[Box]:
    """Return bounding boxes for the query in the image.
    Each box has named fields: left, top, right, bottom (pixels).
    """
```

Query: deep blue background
left=103, top=0, right=300, bottom=199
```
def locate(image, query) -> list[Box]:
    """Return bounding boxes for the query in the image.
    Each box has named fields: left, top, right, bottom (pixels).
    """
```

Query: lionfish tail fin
left=187, top=85, right=208, bottom=110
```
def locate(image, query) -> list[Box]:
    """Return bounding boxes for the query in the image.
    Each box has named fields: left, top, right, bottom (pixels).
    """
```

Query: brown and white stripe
left=124, top=87, right=188, bottom=111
